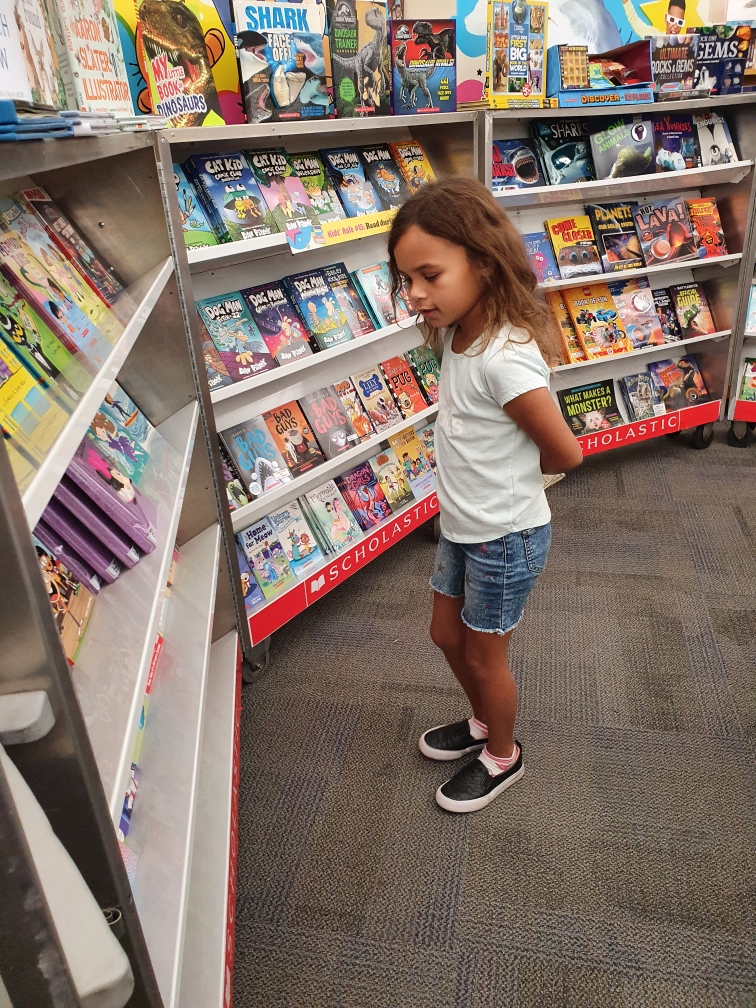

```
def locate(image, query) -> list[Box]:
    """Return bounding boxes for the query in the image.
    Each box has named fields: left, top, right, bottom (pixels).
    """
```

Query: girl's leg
left=429, top=591, right=484, bottom=719
left=463, top=628, right=516, bottom=758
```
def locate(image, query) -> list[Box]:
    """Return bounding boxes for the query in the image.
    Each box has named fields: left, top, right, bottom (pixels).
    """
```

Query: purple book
left=54, top=476, right=142, bottom=568
left=34, top=519, right=103, bottom=595
left=65, top=439, right=158, bottom=555
left=42, top=497, right=122, bottom=584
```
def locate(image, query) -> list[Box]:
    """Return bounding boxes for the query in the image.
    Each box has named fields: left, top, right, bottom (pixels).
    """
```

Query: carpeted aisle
left=234, top=428, right=756, bottom=1008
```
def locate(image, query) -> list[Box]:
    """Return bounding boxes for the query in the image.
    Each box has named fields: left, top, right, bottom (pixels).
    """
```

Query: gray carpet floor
left=235, top=427, right=756, bottom=1008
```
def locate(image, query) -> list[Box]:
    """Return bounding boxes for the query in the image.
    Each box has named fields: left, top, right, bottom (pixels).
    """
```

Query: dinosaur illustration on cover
left=332, top=5, right=389, bottom=111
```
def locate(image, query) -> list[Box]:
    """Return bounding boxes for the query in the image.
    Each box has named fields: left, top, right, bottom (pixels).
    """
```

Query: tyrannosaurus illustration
left=394, top=42, right=436, bottom=109
left=332, top=5, right=388, bottom=110
left=411, top=20, right=454, bottom=59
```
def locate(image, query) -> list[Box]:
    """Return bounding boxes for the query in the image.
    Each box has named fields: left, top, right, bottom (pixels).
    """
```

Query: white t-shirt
left=435, top=325, right=551, bottom=543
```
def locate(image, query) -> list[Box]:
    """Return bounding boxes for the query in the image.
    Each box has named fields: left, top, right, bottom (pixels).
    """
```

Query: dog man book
left=557, top=380, right=623, bottom=435
left=356, top=145, right=410, bottom=210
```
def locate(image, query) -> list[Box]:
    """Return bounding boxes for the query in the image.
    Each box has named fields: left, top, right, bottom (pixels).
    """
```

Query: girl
left=388, top=177, right=583, bottom=814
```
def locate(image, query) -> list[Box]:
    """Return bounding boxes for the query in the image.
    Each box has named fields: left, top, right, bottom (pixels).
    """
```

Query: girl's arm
left=504, top=387, right=584, bottom=474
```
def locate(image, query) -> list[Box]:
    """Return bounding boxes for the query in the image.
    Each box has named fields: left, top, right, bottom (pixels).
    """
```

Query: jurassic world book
left=350, top=364, right=403, bottom=434
left=262, top=401, right=326, bottom=478
left=544, top=215, right=602, bottom=281
left=41, top=497, right=122, bottom=585
left=183, top=153, right=277, bottom=243
left=648, top=355, right=710, bottom=410
left=405, top=346, right=440, bottom=403
left=588, top=116, right=654, bottom=181
left=356, top=145, right=410, bottom=210
left=618, top=372, right=666, bottom=422
left=529, top=119, right=595, bottom=187
left=633, top=197, right=698, bottom=268
left=235, top=539, right=265, bottom=615
left=584, top=202, right=644, bottom=273
left=304, top=479, right=363, bottom=551
left=298, top=386, right=360, bottom=458
left=543, top=289, right=586, bottom=365
left=283, top=267, right=354, bottom=350
left=334, top=460, right=391, bottom=530
left=380, top=355, right=427, bottom=418
left=387, top=142, right=436, bottom=193
left=195, top=292, right=276, bottom=383
left=557, top=380, right=623, bottom=436
left=287, top=153, right=347, bottom=224
left=172, top=164, right=219, bottom=251
left=606, top=277, right=665, bottom=350
left=219, top=440, right=251, bottom=512
left=669, top=283, right=717, bottom=339
left=694, top=112, right=737, bottom=166
left=491, top=140, right=544, bottom=193
left=521, top=232, right=559, bottom=283
left=562, top=283, right=633, bottom=359
left=243, top=147, right=325, bottom=253
left=389, top=19, right=456, bottom=115
left=368, top=444, right=414, bottom=510
left=240, top=282, right=313, bottom=365
left=692, top=25, right=750, bottom=96
left=652, top=288, right=683, bottom=342
left=267, top=500, right=324, bottom=579
left=53, top=475, right=142, bottom=569
left=237, top=517, right=296, bottom=599
left=686, top=198, right=728, bottom=259
left=387, top=425, right=435, bottom=498
left=319, top=147, right=383, bottom=217
left=332, top=377, right=375, bottom=442
left=219, top=417, right=293, bottom=499
left=651, top=113, right=700, bottom=172
left=32, top=533, right=96, bottom=664
left=352, top=261, right=412, bottom=327
left=326, top=0, right=390, bottom=117
left=321, top=262, right=377, bottom=338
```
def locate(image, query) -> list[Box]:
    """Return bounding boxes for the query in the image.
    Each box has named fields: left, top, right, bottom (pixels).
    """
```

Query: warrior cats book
left=530, top=119, right=595, bottom=187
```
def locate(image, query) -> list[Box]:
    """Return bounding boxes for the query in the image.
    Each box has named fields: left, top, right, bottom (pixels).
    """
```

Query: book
left=326, top=0, right=390, bottom=118
left=415, top=420, right=436, bottom=469
left=321, top=263, right=377, bottom=338
left=356, top=144, right=410, bottom=210
left=195, top=292, right=276, bottom=382
left=633, top=198, right=698, bottom=268
left=521, top=232, right=559, bottom=283
left=182, top=153, right=277, bottom=243
left=405, top=346, right=440, bottom=403
left=267, top=500, right=324, bottom=579
left=0, top=336, right=68, bottom=468
left=240, top=282, right=313, bottom=365
left=389, top=19, right=456, bottom=115
left=219, top=417, right=293, bottom=499
left=41, top=497, right=122, bottom=584
left=562, top=283, right=633, bottom=359
left=298, top=492, right=334, bottom=555
left=380, top=354, right=427, bottom=418
left=651, top=34, right=698, bottom=94
left=219, top=440, right=251, bottom=511
left=0, top=0, right=32, bottom=102
left=237, top=517, right=297, bottom=599
left=335, top=460, right=392, bottom=530
left=747, top=285, right=756, bottom=332
left=319, top=147, right=383, bottom=217
left=652, top=288, right=683, bottom=343
left=686, top=198, right=728, bottom=259
left=332, top=377, right=375, bottom=441
left=55, top=0, right=133, bottom=113
left=584, top=202, right=644, bottom=273
left=350, top=364, right=403, bottom=434
left=233, top=0, right=331, bottom=124
left=172, top=164, right=219, bottom=251
left=304, top=479, right=363, bottom=551
left=283, top=267, right=353, bottom=350
left=691, top=26, right=749, bottom=96
left=369, top=445, right=414, bottom=510
left=557, top=380, right=623, bottom=436
left=262, top=401, right=326, bottom=477
left=298, top=386, right=360, bottom=459
left=53, top=475, right=142, bottom=568
left=387, top=142, right=436, bottom=194
left=529, top=119, right=595, bottom=187
left=544, top=215, right=602, bottom=281
left=198, top=317, right=234, bottom=392
left=235, top=539, right=265, bottom=615
left=491, top=139, right=544, bottom=193
left=543, top=289, right=586, bottom=365
left=739, top=358, right=756, bottom=401
left=352, top=261, right=412, bottom=327
left=243, top=147, right=324, bottom=253
left=32, top=533, right=95, bottom=663
left=669, top=283, right=717, bottom=339
left=86, top=381, right=156, bottom=487
left=694, top=112, right=737, bottom=167
left=287, top=153, right=347, bottom=225
left=387, top=426, right=435, bottom=498
left=648, top=355, right=710, bottom=410
left=589, top=116, right=654, bottom=180
left=606, top=278, right=665, bottom=350
left=618, top=372, right=666, bottom=421
left=652, top=113, right=700, bottom=172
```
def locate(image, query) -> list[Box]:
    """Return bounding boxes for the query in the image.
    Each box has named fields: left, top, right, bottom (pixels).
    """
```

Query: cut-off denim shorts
left=429, top=523, right=551, bottom=634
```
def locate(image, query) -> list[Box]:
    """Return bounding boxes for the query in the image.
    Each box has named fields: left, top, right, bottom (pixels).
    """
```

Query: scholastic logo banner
left=577, top=401, right=720, bottom=456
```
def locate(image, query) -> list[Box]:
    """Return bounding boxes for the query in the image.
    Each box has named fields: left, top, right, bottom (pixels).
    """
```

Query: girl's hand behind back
left=503, top=387, right=584, bottom=475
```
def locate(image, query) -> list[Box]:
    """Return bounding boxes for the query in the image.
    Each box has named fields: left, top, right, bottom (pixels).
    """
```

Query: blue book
left=173, top=163, right=218, bottom=250
left=319, top=147, right=382, bottom=218
left=267, top=499, right=324, bottom=579
left=183, top=152, right=278, bottom=243
left=491, top=139, right=544, bottom=192
left=521, top=232, right=559, bottom=284
left=196, top=292, right=276, bottom=383
left=389, top=19, right=456, bottom=115
left=219, top=416, right=293, bottom=499
left=356, top=144, right=410, bottom=210
left=240, top=281, right=313, bottom=366
left=235, top=539, right=265, bottom=615
left=283, top=268, right=353, bottom=350
left=351, top=262, right=412, bottom=328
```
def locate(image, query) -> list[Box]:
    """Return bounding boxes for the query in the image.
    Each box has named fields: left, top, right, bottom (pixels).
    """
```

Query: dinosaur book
left=243, top=147, right=325, bottom=252
left=389, top=19, right=456, bottom=115
left=183, top=152, right=278, bottom=243
left=326, top=0, right=390, bottom=117
left=355, top=145, right=410, bottom=210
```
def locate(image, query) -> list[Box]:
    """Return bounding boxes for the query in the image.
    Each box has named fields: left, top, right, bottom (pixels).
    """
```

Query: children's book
left=652, top=113, right=700, bottom=172
left=669, top=283, right=717, bottom=339
left=369, top=445, right=414, bottom=510
left=652, top=288, right=683, bottom=342
left=321, top=263, right=376, bottom=338
left=32, top=533, right=95, bottom=663
left=0, top=0, right=32, bottom=102
left=219, top=417, right=293, bottom=499
left=350, top=364, right=402, bottom=434
left=352, top=261, right=412, bottom=327
left=491, top=140, right=544, bottom=193
left=267, top=500, right=324, bottom=578
left=521, top=232, right=559, bottom=283
left=650, top=34, right=697, bottom=94
left=240, top=282, right=313, bottom=365
left=380, top=355, right=427, bottom=418
left=387, top=426, right=435, bottom=497
left=387, top=142, right=436, bottom=194
left=487, top=0, right=547, bottom=107
left=235, top=539, right=265, bottom=615
left=219, top=440, right=251, bottom=511
left=287, top=153, right=346, bottom=224
left=332, top=377, right=375, bottom=441
left=86, top=380, right=156, bottom=487
left=606, top=278, right=665, bottom=350
left=557, top=380, right=623, bottom=435
left=648, top=355, right=710, bottom=410
left=686, top=198, right=728, bottom=259
left=529, top=119, right=595, bottom=186
left=183, top=153, right=277, bottom=243
left=326, top=0, right=390, bottom=117
left=584, top=202, right=644, bottom=273
left=415, top=420, right=436, bottom=469
left=692, top=25, right=749, bottom=96
left=320, top=148, right=383, bottom=217
left=298, top=386, right=359, bottom=458
left=356, top=145, right=410, bottom=210
left=405, top=346, right=440, bottom=403
left=283, top=268, right=353, bottom=350
left=739, top=358, right=756, bottom=401
left=198, top=317, right=234, bottom=392
left=56, top=0, right=132, bottom=113
left=545, top=215, right=602, bottom=280
left=42, top=497, right=122, bottom=584
left=172, top=165, right=219, bottom=251
left=262, top=401, right=326, bottom=477
left=543, top=289, right=586, bottom=365
left=195, top=292, right=276, bottom=382
left=0, top=336, right=68, bottom=468
left=243, top=147, right=325, bottom=253
left=633, top=198, right=698, bottom=268
left=562, top=283, right=633, bottom=359
left=237, top=517, right=296, bottom=599
left=589, top=116, right=654, bottom=180
left=747, top=285, right=756, bottom=332
left=389, top=19, right=456, bottom=115
left=618, top=372, right=666, bottom=421
left=304, top=479, right=363, bottom=551
left=54, top=475, right=142, bottom=569
left=694, top=112, right=737, bottom=166
left=298, top=492, right=334, bottom=555
left=334, top=460, right=391, bottom=530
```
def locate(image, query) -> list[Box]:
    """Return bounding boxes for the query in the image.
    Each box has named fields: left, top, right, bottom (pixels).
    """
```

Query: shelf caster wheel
left=432, top=514, right=441, bottom=542
left=726, top=421, right=755, bottom=448
left=242, top=636, right=271, bottom=683
left=690, top=423, right=715, bottom=450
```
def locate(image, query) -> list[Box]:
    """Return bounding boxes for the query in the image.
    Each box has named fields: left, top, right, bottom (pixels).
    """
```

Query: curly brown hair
left=387, top=176, right=562, bottom=366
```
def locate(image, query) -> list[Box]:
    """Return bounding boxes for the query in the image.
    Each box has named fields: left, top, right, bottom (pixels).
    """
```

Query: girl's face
left=393, top=225, right=486, bottom=330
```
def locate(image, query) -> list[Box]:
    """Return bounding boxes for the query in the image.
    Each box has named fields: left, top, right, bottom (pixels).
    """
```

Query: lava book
left=557, top=380, right=623, bottom=436
left=237, top=517, right=296, bottom=599
left=235, top=539, right=265, bottom=615
left=544, top=215, right=602, bottom=281
left=562, top=283, right=632, bottom=359
left=389, top=19, right=456, bottom=115
left=415, top=420, right=436, bottom=469
left=219, top=440, right=251, bottom=512
left=172, top=164, right=218, bottom=251
left=304, top=479, right=363, bottom=551
left=287, top=153, right=346, bottom=224
left=368, top=445, right=414, bottom=510
left=584, top=202, right=644, bottom=273
left=267, top=500, right=324, bottom=579
left=606, top=278, right=665, bottom=350
left=262, top=401, right=326, bottom=477
left=183, top=153, right=277, bottom=243
left=356, top=145, right=410, bottom=210
left=686, top=198, right=728, bottom=259
left=651, top=113, right=700, bottom=172
left=195, top=293, right=276, bottom=383
left=321, top=263, right=376, bottom=338
left=694, top=112, right=737, bottom=167
left=387, top=426, right=435, bottom=498
left=691, top=25, right=749, bottom=96
left=350, top=364, right=402, bottom=434
left=652, top=289, right=683, bottom=342
left=334, top=460, right=391, bottom=530
left=319, top=148, right=383, bottom=217
left=529, top=119, right=595, bottom=187
left=54, top=475, right=142, bottom=569
left=648, top=355, right=710, bottom=410
left=669, top=283, right=717, bottom=339
left=633, top=198, right=698, bottom=268
left=198, top=318, right=234, bottom=392
left=352, top=262, right=412, bottom=327
left=283, top=268, right=353, bottom=350
left=491, top=140, right=544, bottom=193
left=387, top=142, right=436, bottom=193
left=298, top=386, right=360, bottom=459
left=244, top=147, right=324, bottom=253
left=32, top=533, right=95, bottom=663
left=618, top=372, right=666, bottom=421
left=739, top=359, right=756, bottom=401
left=326, top=0, right=390, bottom=117
left=521, top=232, right=559, bottom=283
left=240, top=282, right=313, bottom=365
left=589, top=116, right=654, bottom=181
left=543, top=289, right=586, bottom=365
left=380, top=355, right=427, bottom=418
left=332, top=377, right=375, bottom=442
left=41, top=497, right=122, bottom=585
left=405, top=346, right=440, bottom=403
left=219, top=417, right=293, bottom=499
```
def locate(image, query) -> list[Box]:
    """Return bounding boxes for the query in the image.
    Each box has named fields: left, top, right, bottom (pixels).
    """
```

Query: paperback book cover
left=287, top=153, right=347, bottom=224
left=521, top=232, right=559, bottom=283
left=244, top=147, right=324, bottom=252
left=387, top=425, right=435, bottom=497
left=321, top=263, right=376, bottom=338
left=352, top=261, right=412, bottom=327
left=320, top=147, right=382, bottom=217
left=54, top=475, right=142, bottom=569
left=543, top=289, right=586, bottom=364
left=618, top=372, right=666, bottom=421
left=686, top=198, right=728, bottom=259
left=387, top=142, right=435, bottom=193
left=326, top=0, right=390, bottom=117
left=545, top=215, right=602, bottom=280
left=369, top=445, right=414, bottom=510
left=633, top=198, right=698, bottom=268
left=33, top=533, right=96, bottom=663
left=584, top=202, right=644, bottom=273
left=284, top=268, right=353, bottom=350
left=267, top=500, right=324, bottom=578
left=87, top=381, right=156, bottom=487
left=0, top=337, right=68, bottom=465
left=652, top=288, right=683, bottom=342
left=606, top=278, right=665, bottom=350
left=491, top=140, right=544, bottom=193
left=298, top=386, right=360, bottom=458
left=237, top=517, right=296, bottom=599
left=563, top=283, right=633, bottom=359
left=1, top=0, right=32, bottom=102
left=557, top=380, right=623, bottom=436
left=219, top=417, right=293, bottom=499
left=487, top=0, right=547, bottom=106
left=198, top=317, right=234, bottom=392
left=739, top=358, right=756, bottom=401
left=333, top=377, right=375, bottom=441
left=219, top=440, right=251, bottom=511
left=262, top=401, right=326, bottom=477
left=42, top=497, right=122, bottom=584
left=747, top=285, right=756, bottom=331
left=183, top=153, right=277, bottom=243
left=195, top=292, right=276, bottom=382
left=380, top=355, right=427, bottom=418
left=389, top=19, right=456, bottom=114
left=172, top=164, right=218, bottom=251
left=356, top=144, right=410, bottom=209
left=529, top=119, right=595, bottom=187
left=351, top=364, right=402, bottom=434
left=669, top=283, right=717, bottom=338
left=691, top=25, right=749, bottom=96
left=415, top=420, right=436, bottom=469
left=589, top=117, right=653, bottom=180
left=235, top=539, right=265, bottom=615
left=304, top=479, right=363, bottom=551
left=240, top=282, right=313, bottom=365
left=648, top=355, right=710, bottom=410
left=298, top=493, right=334, bottom=555
left=405, top=346, right=440, bottom=403
left=652, top=113, right=700, bottom=172
left=694, top=112, right=737, bottom=166
left=650, top=34, right=698, bottom=94
left=335, top=460, right=391, bottom=530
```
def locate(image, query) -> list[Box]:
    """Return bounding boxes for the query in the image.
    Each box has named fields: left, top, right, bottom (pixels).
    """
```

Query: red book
left=379, top=356, right=427, bottom=419
left=686, top=198, right=728, bottom=259
left=261, top=401, right=326, bottom=478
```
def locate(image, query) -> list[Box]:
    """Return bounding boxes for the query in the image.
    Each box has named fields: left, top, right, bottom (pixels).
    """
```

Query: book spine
left=34, top=518, right=103, bottom=594
left=54, top=476, right=141, bottom=567
left=182, top=161, right=230, bottom=244
left=0, top=263, right=82, bottom=361
left=349, top=271, right=382, bottom=329
left=42, top=498, right=122, bottom=583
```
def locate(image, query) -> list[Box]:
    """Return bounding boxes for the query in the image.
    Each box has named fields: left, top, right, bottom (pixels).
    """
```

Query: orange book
left=261, top=400, right=326, bottom=478
left=562, top=283, right=634, bottom=359
left=380, top=356, right=428, bottom=418
left=544, top=289, right=587, bottom=364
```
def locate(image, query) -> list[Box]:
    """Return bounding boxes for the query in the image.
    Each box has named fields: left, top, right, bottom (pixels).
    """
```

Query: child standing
left=388, top=178, right=583, bottom=813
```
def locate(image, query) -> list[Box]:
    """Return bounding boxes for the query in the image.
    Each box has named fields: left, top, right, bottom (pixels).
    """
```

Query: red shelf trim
left=223, top=641, right=242, bottom=1008
left=577, top=400, right=721, bottom=456
left=733, top=399, right=756, bottom=422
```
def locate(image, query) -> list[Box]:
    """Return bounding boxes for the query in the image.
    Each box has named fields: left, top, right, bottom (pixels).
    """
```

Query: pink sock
left=479, top=743, right=520, bottom=776
left=468, top=716, right=488, bottom=740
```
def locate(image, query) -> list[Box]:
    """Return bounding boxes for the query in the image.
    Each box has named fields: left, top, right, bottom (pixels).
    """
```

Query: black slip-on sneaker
left=436, top=742, right=524, bottom=813
left=419, top=719, right=488, bottom=761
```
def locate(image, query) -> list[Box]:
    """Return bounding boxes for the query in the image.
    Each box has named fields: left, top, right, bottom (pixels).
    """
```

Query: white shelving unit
left=536, top=252, right=741, bottom=293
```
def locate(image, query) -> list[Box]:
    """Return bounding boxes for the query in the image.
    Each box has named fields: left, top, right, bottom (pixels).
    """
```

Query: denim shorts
left=429, top=523, right=551, bottom=634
